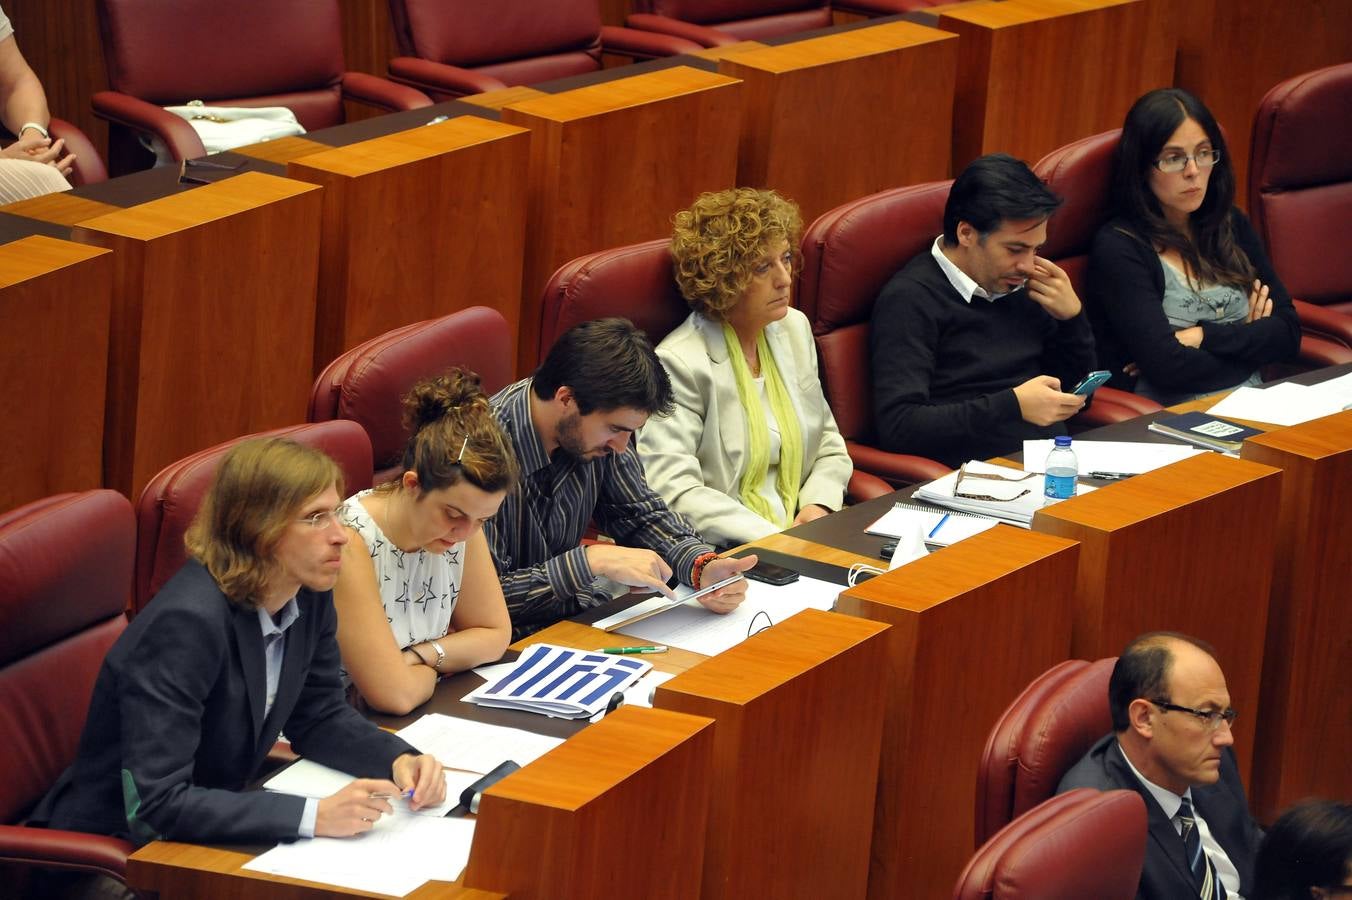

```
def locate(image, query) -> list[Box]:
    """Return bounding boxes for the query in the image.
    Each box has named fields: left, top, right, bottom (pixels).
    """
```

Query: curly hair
left=670, top=188, right=803, bottom=321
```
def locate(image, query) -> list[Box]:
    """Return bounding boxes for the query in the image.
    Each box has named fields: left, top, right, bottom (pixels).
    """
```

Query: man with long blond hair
left=32, top=438, right=445, bottom=861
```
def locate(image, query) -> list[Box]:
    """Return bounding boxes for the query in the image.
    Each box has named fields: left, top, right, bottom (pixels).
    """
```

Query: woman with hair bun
left=334, top=370, right=520, bottom=714
left=640, top=187, right=852, bottom=547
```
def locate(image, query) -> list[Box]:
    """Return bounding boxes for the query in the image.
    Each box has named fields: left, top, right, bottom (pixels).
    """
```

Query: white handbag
left=145, top=100, right=306, bottom=164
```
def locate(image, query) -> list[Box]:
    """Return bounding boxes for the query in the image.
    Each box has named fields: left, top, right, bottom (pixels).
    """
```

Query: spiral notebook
left=865, top=502, right=999, bottom=547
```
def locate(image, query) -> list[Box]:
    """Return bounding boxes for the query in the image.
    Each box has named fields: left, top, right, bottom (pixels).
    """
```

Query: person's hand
left=585, top=544, right=675, bottom=599
left=1173, top=326, right=1204, bottom=348
left=1025, top=257, right=1082, bottom=320
left=392, top=753, right=445, bottom=812
left=1013, top=375, right=1085, bottom=426
left=1122, top=362, right=1141, bottom=378
left=1246, top=280, right=1272, bottom=323
left=315, top=778, right=398, bottom=837
left=792, top=505, right=830, bottom=526
left=1, top=132, right=49, bottom=160
left=697, top=554, right=756, bottom=614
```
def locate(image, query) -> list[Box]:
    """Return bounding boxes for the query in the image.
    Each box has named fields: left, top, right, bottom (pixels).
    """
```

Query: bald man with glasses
left=1059, top=631, right=1263, bottom=899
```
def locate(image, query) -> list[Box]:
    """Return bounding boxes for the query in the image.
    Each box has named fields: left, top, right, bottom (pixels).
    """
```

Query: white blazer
left=639, top=309, right=852, bottom=547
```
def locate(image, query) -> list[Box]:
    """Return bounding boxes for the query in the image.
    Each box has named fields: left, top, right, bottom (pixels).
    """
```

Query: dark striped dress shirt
left=486, top=378, right=714, bottom=639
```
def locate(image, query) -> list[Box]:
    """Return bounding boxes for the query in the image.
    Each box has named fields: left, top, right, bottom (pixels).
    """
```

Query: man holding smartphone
left=870, top=154, right=1097, bottom=466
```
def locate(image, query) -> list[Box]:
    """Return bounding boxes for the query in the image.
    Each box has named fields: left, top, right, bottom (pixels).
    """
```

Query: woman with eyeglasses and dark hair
left=1254, top=799, right=1352, bottom=900
left=333, top=370, right=520, bottom=714
left=1087, top=87, right=1300, bottom=405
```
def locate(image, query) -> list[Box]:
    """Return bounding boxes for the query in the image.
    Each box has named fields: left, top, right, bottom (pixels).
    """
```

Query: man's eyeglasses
left=297, top=508, right=343, bottom=529
left=1153, top=149, right=1222, bottom=173
left=953, top=463, right=1039, bottom=502
left=1150, top=699, right=1238, bottom=732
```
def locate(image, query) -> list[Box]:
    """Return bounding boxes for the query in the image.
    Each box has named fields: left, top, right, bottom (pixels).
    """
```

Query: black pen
left=1088, top=471, right=1135, bottom=481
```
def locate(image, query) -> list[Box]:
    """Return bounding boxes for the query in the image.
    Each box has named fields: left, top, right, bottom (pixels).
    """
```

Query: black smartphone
left=744, top=560, right=799, bottom=585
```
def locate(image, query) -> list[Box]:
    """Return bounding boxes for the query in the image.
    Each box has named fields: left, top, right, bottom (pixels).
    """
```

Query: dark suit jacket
left=1058, top=734, right=1263, bottom=900
left=32, top=560, right=416, bottom=846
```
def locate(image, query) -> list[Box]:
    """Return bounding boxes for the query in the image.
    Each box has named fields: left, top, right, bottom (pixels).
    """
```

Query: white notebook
left=865, top=502, right=999, bottom=547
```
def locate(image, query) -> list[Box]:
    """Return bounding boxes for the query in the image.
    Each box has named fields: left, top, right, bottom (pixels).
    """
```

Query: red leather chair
left=309, top=306, right=515, bottom=485
left=39, top=119, right=109, bottom=187
left=1249, top=62, right=1352, bottom=351
left=540, top=238, right=894, bottom=500
left=627, top=0, right=832, bottom=48
left=1032, top=130, right=1165, bottom=426
left=797, top=181, right=954, bottom=487
left=93, top=0, right=432, bottom=174
left=954, top=789, right=1147, bottom=900
left=132, top=421, right=373, bottom=615
left=387, top=0, right=701, bottom=101
left=975, top=657, right=1115, bottom=846
left=0, top=490, right=139, bottom=895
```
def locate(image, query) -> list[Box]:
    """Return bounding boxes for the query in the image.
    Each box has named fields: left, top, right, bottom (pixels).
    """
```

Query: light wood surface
left=511, top=618, right=710, bottom=674
left=939, top=0, right=1176, bottom=171
left=501, top=66, right=742, bottom=372
left=463, top=705, right=715, bottom=899
left=719, top=21, right=958, bottom=225
left=457, top=86, right=548, bottom=110
left=740, top=530, right=880, bottom=569
left=232, top=135, right=333, bottom=166
left=129, top=840, right=502, bottom=899
left=1240, top=411, right=1352, bottom=820
left=0, top=236, right=113, bottom=513
left=1031, top=452, right=1283, bottom=783
left=835, top=526, right=1080, bottom=900
left=286, top=117, right=530, bottom=373
left=71, top=172, right=323, bottom=499
left=656, top=608, right=890, bottom=900
left=687, top=41, right=769, bottom=61
left=0, top=192, right=120, bottom=227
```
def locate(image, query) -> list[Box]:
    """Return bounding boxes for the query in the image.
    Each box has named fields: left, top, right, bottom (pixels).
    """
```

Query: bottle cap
left=1054, top=435, right=1072, bottom=447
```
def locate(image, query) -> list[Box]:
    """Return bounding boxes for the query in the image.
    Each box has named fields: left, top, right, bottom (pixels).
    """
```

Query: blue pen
left=927, top=513, right=950, bottom=540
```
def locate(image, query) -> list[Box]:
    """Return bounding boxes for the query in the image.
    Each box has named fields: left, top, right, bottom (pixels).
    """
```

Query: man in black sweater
left=870, top=154, right=1096, bottom=466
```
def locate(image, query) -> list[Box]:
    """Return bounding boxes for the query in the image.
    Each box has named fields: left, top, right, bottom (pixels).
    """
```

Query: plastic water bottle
left=1043, top=435, right=1078, bottom=503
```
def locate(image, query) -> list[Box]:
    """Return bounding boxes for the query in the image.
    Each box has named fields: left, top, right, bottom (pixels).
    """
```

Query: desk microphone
left=459, top=760, right=521, bottom=814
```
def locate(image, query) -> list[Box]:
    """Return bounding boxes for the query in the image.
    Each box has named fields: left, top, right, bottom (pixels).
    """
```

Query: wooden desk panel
left=939, top=0, right=1175, bottom=171
left=129, top=841, right=502, bottom=899
left=835, top=527, right=1079, bottom=900
left=655, top=608, right=889, bottom=899
left=1031, top=452, right=1282, bottom=783
left=512, top=619, right=710, bottom=675
left=502, top=66, right=742, bottom=372
left=464, top=705, right=715, bottom=900
left=0, top=237, right=113, bottom=513
left=1241, top=411, right=1352, bottom=820
left=72, top=172, right=323, bottom=499
left=0, top=193, right=121, bottom=227
left=1176, top=0, right=1352, bottom=206
left=287, top=118, right=530, bottom=372
left=233, top=135, right=333, bottom=166
left=719, top=21, right=957, bottom=225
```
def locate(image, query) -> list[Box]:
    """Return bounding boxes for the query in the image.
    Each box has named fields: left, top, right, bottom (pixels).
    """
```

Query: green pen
left=602, top=645, right=668, bottom=655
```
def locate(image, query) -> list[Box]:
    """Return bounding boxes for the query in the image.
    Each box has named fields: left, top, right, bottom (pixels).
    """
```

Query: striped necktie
left=1178, top=797, right=1226, bottom=899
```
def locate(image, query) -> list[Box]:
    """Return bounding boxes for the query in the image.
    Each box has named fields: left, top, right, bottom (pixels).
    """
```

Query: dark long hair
left=1111, top=88, right=1254, bottom=288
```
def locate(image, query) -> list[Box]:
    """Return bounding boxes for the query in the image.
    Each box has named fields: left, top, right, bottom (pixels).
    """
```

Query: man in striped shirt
left=486, top=318, right=757, bottom=639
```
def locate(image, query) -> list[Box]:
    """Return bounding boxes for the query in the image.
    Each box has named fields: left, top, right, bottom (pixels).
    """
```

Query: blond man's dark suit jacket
left=1058, top=734, right=1262, bottom=899
left=32, top=560, right=416, bottom=845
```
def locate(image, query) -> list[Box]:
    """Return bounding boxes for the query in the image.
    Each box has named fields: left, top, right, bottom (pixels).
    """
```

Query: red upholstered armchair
left=1032, top=130, right=1165, bottom=426
left=1249, top=62, right=1352, bottom=353
left=132, top=421, right=374, bottom=615
left=0, top=491, right=140, bottom=895
left=309, top=306, right=515, bottom=485
left=974, top=657, right=1115, bottom=846
left=540, top=238, right=894, bottom=501
left=797, top=181, right=954, bottom=487
left=93, top=0, right=432, bottom=174
left=627, top=0, right=832, bottom=48
left=387, top=0, right=701, bottom=101
left=954, top=789, right=1147, bottom=900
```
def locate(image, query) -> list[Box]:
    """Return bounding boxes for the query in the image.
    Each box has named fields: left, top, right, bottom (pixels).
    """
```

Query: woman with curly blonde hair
left=640, top=187, right=852, bottom=546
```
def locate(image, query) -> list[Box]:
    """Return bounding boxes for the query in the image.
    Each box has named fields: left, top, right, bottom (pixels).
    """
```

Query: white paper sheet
left=470, top=660, right=519, bottom=683
left=263, top=760, right=459, bottom=818
left=1206, top=380, right=1352, bottom=427
left=394, top=713, right=564, bottom=775
left=1021, top=440, right=1205, bottom=475
left=243, top=812, right=475, bottom=897
left=608, top=576, right=839, bottom=656
left=621, top=670, right=676, bottom=707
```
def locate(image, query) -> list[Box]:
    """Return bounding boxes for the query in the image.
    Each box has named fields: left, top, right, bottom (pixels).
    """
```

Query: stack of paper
left=464, top=644, right=651, bottom=719
left=1205, top=376, right=1352, bottom=426
left=1021, top=440, right=1204, bottom=475
left=914, top=460, right=1096, bottom=526
left=866, top=502, right=998, bottom=547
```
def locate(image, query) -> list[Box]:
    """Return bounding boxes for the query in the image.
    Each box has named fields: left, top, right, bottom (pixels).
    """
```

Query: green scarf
left=722, top=323, right=803, bottom=528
